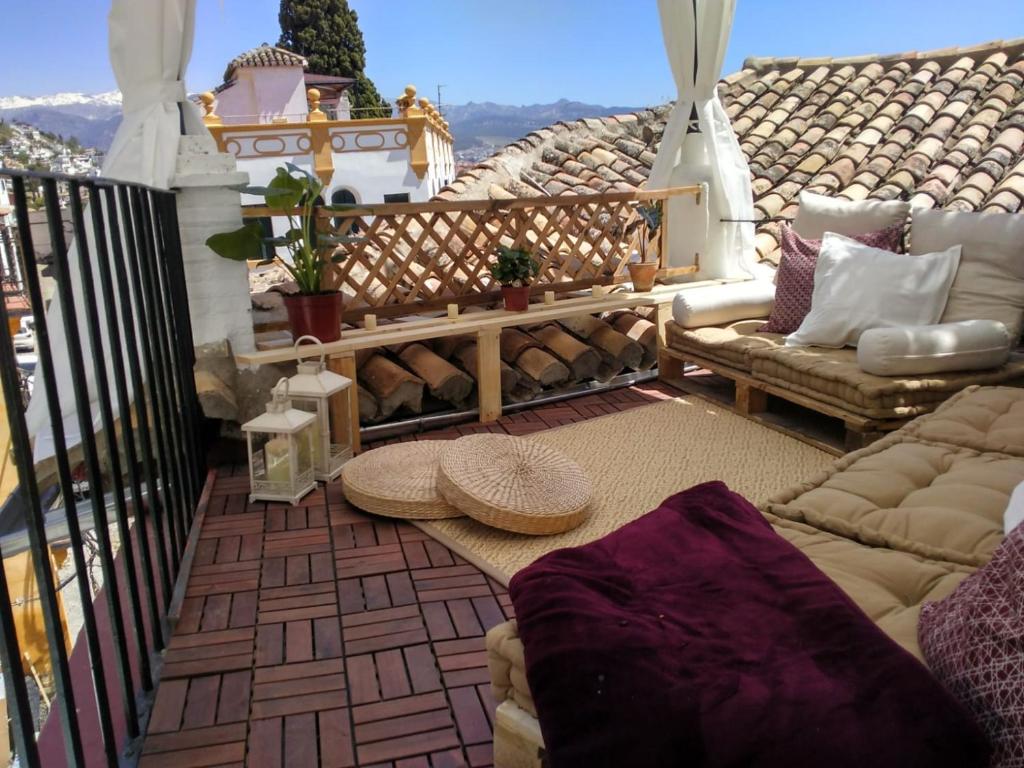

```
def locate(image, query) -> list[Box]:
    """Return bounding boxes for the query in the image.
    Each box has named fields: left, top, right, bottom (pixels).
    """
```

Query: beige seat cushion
left=768, top=515, right=972, bottom=661
left=900, top=385, right=1024, bottom=456
left=665, top=319, right=783, bottom=373
left=750, top=344, right=1024, bottom=419
left=486, top=620, right=536, bottom=717
left=766, top=434, right=1019, bottom=567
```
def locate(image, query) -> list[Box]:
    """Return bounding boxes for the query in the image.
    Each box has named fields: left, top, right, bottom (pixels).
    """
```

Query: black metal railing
left=0, top=168, right=205, bottom=767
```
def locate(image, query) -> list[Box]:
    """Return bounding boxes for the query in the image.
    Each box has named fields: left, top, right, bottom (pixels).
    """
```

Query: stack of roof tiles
left=438, top=40, right=1024, bottom=264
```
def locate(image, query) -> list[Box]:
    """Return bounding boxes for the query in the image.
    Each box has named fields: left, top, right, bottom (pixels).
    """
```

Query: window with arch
left=331, top=188, right=359, bottom=233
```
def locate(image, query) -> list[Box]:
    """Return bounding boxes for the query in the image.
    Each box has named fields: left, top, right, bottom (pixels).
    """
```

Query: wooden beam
left=476, top=328, right=503, bottom=422
left=736, top=382, right=768, bottom=415
left=329, top=353, right=361, bottom=454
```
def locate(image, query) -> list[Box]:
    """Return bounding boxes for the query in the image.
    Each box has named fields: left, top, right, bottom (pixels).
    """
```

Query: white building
left=203, top=45, right=456, bottom=207
left=0, top=178, right=17, bottom=287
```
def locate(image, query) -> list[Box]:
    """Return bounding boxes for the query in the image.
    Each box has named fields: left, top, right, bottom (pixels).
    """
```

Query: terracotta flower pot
left=627, top=262, right=659, bottom=292
left=283, top=292, right=344, bottom=342
left=501, top=285, right=531, bottom=312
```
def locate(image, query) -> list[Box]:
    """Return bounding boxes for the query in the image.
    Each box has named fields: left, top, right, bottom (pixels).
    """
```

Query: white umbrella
left=25, top=0, right=203, bottom=459
left=649, top=0, right=763, bottom=280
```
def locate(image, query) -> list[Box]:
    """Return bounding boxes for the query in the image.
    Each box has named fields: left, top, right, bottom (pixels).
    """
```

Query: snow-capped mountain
left=0, top=91, right=122, bottom=110
left=0, top=92, right=123, bottom=150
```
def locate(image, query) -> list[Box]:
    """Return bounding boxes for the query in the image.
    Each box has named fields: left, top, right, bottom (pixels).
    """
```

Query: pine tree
left=278, top=0, right=392, bottom=119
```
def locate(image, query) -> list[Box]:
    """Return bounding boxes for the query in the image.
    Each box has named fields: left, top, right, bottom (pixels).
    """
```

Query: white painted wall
left=216, top=65, right=308, bottom=125
left=234, top=140, right=443, bottom=205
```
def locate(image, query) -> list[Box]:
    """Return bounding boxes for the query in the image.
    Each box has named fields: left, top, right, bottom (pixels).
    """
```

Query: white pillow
left=857, top=320, right=1011, bottom=376
left=1004, top=480, right=1024, bottom=535
left=793, top=191, right=910, bottom=240
left=672, top=280, right=776, bottom=329
left=786, top=232, right=961, bottom=349
left=910, top=208, right=1024, bottom=340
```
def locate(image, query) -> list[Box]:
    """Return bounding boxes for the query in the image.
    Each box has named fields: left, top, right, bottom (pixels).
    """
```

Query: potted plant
left=206, top=163, right=360, bottom=342
left=490, top=246, right=540, bottom=311
left=627, top=201, right=663, bottom=292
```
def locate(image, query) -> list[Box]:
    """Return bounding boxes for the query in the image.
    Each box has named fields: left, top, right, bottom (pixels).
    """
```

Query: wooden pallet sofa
left=658, top=195, right=1024, bottom=449
left=659, top=319, right=1024, bottom=450
left=485, top=384, right=1024, bottom=767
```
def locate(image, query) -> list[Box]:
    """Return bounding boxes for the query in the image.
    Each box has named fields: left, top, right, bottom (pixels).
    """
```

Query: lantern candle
left=264, top=437, right=292, bottom=483
left=286, top=335, right=355, bottom=482
left=364, top=314, right=377, bottom=331
left=447, top=303, right=459, bottom=320
left=544, top=291, right=555, bottom=305
left=241, top=377, right=317, bottom=505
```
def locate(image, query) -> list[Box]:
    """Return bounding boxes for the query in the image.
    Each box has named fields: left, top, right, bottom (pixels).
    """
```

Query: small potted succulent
left=627, top=201, right=663, bottom=292
left=206, top=163, right=360, bottom=342
left=490, top=245, right=540, bottom=311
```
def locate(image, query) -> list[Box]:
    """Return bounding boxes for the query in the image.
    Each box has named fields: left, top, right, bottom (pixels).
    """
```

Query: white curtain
left=648, top=0, right=762, bottom=279
left=25, top=0, right=203, bottom=460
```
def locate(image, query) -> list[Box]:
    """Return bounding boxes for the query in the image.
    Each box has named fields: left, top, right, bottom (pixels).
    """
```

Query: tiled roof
left=224, top=44, right=307, bottom=82
left=438, top=39, right=1024, bottom=264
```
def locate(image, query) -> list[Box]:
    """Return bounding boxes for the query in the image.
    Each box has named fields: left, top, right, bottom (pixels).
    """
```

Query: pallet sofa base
left=656, top=345, right=904, bottom=451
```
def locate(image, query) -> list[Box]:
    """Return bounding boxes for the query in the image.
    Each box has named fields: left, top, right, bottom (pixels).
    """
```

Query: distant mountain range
left=0, top=91, right=639, bottom=159
left=442, top=98, right=639, bottom=153
left=0, top=92, right=122, bottom=151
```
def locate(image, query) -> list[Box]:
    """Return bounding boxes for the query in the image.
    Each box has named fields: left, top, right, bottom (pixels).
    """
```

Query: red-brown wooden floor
left=139, top=383, right=678, bottom=768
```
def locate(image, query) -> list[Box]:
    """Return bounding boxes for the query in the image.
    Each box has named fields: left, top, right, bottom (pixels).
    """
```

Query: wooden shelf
left=235, top=279, right=745, bottom=452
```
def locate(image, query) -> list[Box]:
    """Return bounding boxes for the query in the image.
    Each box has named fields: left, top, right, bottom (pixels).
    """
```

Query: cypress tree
left=278, top=0, right=392, bottom=118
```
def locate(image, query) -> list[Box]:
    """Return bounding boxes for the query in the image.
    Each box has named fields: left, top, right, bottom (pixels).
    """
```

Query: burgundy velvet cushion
left=919, top=525, right=1024, bottom=768
left=510, top=482, right=988, bottom=768
left=761, top=224, right=904, bottom=334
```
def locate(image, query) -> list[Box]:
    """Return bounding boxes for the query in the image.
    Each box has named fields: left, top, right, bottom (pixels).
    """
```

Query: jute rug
left=415, top=396, right=836, bottom=586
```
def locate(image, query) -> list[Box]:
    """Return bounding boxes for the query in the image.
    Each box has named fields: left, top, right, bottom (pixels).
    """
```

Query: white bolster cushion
left=857, top=320, right=1011, bottom=376
left=672, top=281, right=776, bottom=329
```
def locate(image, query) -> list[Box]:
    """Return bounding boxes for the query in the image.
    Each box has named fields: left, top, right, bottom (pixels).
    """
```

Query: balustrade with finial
left=200, top=91, right=222, bottom=126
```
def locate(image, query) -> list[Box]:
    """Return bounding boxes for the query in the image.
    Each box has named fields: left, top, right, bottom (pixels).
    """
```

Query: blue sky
left=2, top=1, right=1023, bottom=106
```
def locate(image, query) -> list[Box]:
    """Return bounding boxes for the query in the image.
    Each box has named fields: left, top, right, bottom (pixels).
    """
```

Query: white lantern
left=242, top=377, right=317, bottom=505
left=287, top=335, right=354, bottom=481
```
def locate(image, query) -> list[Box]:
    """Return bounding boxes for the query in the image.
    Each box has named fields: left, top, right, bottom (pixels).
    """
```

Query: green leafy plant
left=634, top=201, right=663, bottom=262
left=490, top=246, right=540, bottom=287
left=205, top=163, right=361, bottom=295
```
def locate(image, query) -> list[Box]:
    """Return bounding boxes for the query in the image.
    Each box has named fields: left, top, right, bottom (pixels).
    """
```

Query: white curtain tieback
left=122, top=79, right=186, bottom=112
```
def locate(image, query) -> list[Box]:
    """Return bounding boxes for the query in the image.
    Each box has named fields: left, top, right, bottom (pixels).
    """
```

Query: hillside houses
left=0, top=121, right=102, bottom=175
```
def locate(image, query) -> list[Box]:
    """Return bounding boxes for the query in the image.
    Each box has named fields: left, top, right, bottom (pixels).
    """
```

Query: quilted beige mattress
left=750, top=346, right=1024, bottom=420
left=664, top=318, right=783, bottom=373
left=766, top=386, right=1024, bottom=567
left=488, top=387, right=1024, bottom=737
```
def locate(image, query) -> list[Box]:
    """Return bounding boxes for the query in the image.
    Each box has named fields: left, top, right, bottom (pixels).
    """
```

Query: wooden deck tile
left=142, top=383, right=682, bottom=765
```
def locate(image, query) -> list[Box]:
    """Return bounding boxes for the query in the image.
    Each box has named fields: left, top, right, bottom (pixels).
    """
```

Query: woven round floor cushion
left=341, top=440, right=462, bottom=520
left=437, top=434, right=592, bottom=535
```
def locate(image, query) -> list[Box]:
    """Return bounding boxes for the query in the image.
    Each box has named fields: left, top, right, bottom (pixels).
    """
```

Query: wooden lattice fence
left=244, top=185, right=700, bottom=321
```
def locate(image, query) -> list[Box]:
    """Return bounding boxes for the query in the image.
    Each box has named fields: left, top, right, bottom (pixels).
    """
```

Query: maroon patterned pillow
left=919, top=525, right=1024, bottom=767
left=760, top=223, right=904, bottom=334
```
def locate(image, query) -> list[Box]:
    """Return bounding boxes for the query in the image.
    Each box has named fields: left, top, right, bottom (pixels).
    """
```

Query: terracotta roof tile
left=436, top=39, right=1024, bottom=262
left=224, top=44, right=307, bottom=82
